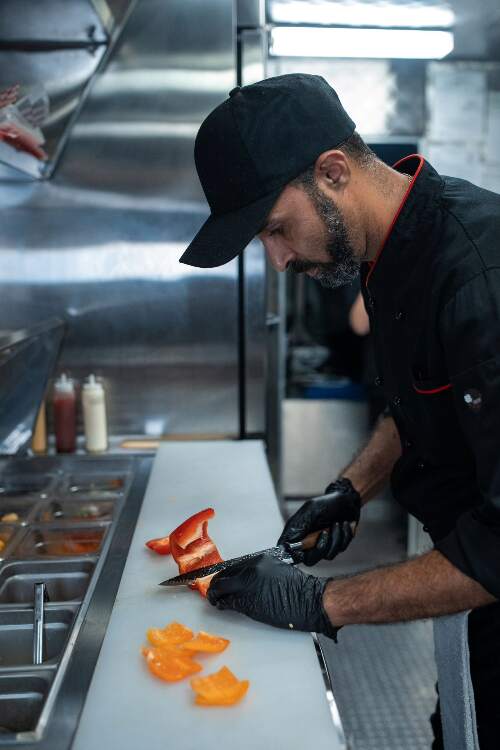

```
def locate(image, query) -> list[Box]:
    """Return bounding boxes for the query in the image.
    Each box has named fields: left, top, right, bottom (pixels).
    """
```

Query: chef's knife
left=159, top=530, right=322, bottom=587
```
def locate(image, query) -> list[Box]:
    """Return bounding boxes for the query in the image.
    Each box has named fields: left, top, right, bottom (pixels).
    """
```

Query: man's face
left=258, top=179, right=362, bottom=288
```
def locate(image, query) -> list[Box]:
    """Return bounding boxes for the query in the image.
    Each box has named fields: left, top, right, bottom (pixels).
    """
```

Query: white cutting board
left=72, top=441, right=343, bottom=750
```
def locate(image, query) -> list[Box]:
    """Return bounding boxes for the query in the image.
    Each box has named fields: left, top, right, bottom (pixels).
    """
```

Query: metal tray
left=33, top=499, right=115, bottom=525
left=0, top=527, right=20, bottom=560
left=0, top=453, right=151, bottom=750
left=0, top=607, right=77, bottom=670
left=11, top=524, right=110, bottom=559
left=0, top=499, right=40, bottom=526
left=64, top=473, right=129, bottom=498
left=0, top=478, right=54, bottom=501
left=0, top=560, right=96, bottom=606
left=0, top=671, right=53, bottom=737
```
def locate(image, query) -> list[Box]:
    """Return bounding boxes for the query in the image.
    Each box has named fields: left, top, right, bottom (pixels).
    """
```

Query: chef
left=179, top=74, right=500, bottom=749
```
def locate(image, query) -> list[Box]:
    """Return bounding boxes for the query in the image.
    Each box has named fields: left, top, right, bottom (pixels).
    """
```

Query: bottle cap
left=54, top=373, right=74, bottom=394
left=83, top=374, right=103, bottom=392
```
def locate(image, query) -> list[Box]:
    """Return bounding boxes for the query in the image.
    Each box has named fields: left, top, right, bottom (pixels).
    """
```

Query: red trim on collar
left=365, top=154, right=425, bottom=288
left=413, top=382, right=453, bottom=395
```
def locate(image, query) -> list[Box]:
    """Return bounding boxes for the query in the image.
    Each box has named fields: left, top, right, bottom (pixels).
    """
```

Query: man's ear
left=314, top=149, right=350, bottom=192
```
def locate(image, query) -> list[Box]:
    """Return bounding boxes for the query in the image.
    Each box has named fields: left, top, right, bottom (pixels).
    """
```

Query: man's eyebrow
left=258, top=214, right=282, bottom=233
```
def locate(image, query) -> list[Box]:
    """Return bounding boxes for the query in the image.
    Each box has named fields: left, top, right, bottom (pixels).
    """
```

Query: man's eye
left=269, top=227, right=281, bottom=237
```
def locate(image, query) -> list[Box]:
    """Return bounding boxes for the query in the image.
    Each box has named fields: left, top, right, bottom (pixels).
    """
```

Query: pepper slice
left=191, top=574, right=216, bottom=597
left=147, top=621, right=194, bottom=648
left=191, top=666, right=249, bottom=706
left=180, top=631, right=230, bottom=654
left=142, top=646, right=202, bottom=682
left=170, top=508, right=223, bottom=598
left=145, top=534, right=171, bottom=555
left=170, top=508, right=215, bottom=547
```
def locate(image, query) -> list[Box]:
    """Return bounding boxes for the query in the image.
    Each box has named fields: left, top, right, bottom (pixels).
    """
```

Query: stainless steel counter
left=72, top=441, right=346, bottom=750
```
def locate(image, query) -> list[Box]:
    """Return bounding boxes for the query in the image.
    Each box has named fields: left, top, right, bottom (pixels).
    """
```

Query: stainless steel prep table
left=72, top=441, right=346, bottom=750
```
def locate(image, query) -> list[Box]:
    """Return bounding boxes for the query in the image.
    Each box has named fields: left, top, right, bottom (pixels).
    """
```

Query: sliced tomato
left=142, top=646, right=202, bottom=682
left=147, top=621, right=194, bottom=648
left=191, top=666, right=249, bottom=706
left=145, top=534, right=171, bottom=555
left=180, top=631, right=230, bottom=654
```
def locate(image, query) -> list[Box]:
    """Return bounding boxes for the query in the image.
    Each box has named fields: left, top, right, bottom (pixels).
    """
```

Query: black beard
left=290, top=184, right=360, bottom=289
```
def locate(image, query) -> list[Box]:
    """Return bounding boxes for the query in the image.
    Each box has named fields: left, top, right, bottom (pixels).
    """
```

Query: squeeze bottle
left=82, top=375, right=108, bottom=453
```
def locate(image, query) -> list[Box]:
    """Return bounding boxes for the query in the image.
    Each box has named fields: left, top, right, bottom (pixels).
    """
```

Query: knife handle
left=288, top=523, right=357, bottom=552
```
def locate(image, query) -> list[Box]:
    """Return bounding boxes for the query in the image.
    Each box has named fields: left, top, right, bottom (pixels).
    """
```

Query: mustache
left=289, top=259, right=333, bottom=274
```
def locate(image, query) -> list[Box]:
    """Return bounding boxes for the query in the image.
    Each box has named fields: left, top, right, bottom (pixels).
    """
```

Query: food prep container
left=34, top=499, right=115, bottom=524
left=0, top=606, right=77, bottom=669
left=0, top=526, right=21, bottom=560
left=12, top=524, right=109, bottom=559
left=0, top=672, right=53, bottom=735
left=0, top=560, right=96, bottom=605
left=0, top=498, right=40, bottom=526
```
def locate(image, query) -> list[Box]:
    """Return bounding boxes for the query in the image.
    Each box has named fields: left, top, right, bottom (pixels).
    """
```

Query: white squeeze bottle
left=82, top=375, right=108, bottom=452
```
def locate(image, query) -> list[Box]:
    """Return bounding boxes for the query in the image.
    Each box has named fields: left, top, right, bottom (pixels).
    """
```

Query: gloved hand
left=278, top=477, right=361, bottom=566
left=207, top=553, right=339, bottom=641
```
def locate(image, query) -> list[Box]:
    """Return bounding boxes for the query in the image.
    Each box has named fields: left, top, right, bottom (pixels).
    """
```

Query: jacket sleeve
left=434, top=268, right=500, bottom=599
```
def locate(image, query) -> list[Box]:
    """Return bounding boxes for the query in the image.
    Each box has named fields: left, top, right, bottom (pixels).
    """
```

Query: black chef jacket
left=359, top=154, right=500, bottom=602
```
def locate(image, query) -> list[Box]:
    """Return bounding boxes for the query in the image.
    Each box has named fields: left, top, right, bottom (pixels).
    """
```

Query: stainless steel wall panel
left=243, top=240, right=267, bottom=438
left=268, top=57, right=426, bottom=137
left=0, top=1, right=109, bottom=43
left=237, top=0, right=266, bottom=28
left=0, top=0, right=238, bottom=438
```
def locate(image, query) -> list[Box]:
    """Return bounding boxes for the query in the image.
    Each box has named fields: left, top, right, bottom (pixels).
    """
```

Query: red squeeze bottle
left=53, top=374, right=77, bottom=453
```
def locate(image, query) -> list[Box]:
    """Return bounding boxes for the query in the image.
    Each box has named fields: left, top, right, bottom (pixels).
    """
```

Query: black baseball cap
left=180, top=74, right=355, bottom=268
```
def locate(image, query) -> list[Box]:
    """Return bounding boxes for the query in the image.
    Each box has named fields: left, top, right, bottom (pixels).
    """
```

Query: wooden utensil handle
left=301, top=522, right=357, bottom=550
left=301, top=530, right=322, bottom=550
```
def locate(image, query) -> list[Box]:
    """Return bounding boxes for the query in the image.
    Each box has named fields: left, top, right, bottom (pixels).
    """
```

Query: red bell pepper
left=145, top=535, right=171, bottom=555
left=169, top=508, right=222, bottom=598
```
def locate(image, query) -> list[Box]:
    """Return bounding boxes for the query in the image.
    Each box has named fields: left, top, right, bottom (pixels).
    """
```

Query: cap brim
left=179, top=188, right=283, bottom=268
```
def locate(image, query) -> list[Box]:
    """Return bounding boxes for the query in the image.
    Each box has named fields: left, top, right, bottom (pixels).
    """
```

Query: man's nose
left=265, top=242, right=295, bottom=273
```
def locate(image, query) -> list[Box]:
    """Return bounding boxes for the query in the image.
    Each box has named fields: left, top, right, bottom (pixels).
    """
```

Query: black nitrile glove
left=278, top=477, right=361, bottom=566
left=207, top=553, right=339, bottom=640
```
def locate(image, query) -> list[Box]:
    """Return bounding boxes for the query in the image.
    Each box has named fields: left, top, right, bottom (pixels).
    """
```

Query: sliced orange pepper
left=180, top=631, right=230, bottom=654
left=191, top=666, right=249, bottom=706
left=142, top=646, right=202, bottom=682
left=147, top=621, right=194, bottom=648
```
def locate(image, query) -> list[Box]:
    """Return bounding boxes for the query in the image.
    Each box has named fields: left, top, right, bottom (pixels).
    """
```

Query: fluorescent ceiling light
left=270, top=26, right=454, bottom=59
left=270, top=0, right=455, bottom=29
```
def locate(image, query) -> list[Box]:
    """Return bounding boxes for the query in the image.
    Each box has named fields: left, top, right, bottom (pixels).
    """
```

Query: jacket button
left=423, top=525, right=430, bottom=533
left=374, top=376, right=382, bottom=386
left=417, top=460, right=425, bottom=469
left=393, top=396, right=401, bottom=406
left=404, top=438, right=412, bottom=448
left=395, top=310, right=404, bottom=320
left=366, top=294, right=374, bottom=310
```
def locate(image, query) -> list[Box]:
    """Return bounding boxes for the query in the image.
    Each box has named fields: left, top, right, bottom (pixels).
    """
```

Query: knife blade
left=159, top=530, right=324, bottom=587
